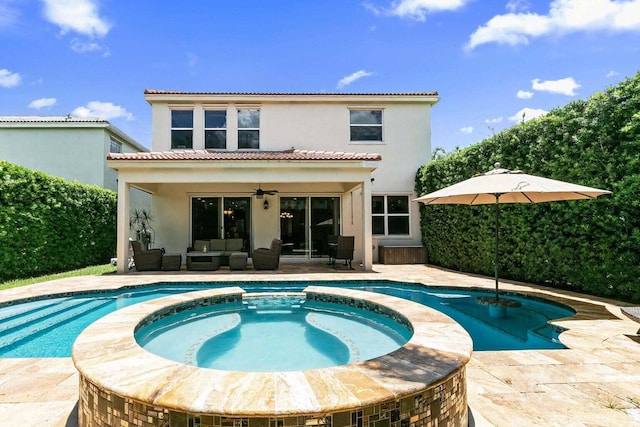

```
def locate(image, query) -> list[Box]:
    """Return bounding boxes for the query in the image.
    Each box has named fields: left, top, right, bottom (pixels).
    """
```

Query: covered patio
left=108, top=149, right=381, bottom=273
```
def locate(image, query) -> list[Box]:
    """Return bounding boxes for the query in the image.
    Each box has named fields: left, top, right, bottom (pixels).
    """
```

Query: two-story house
left=108, top=90, right=438, bottom=272
left=0, top=116, right=147, bottom=190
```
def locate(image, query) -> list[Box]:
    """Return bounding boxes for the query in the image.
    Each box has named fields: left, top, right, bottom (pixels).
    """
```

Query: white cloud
left=337, top=70, right=374, bottom=89
left=70, top=39, right=110, bottom=56
left=517, top=90, right=534, bottom=99
left=467, top=0, right=640, bottom=50
left=485, top=116, right=503, bottom=124
left=42, top=0, right=111, bottom=38
left=28, top=97, right=57, bottom=109
left=460, top=126, right=474, bottom=134
left=366, top=0, right=471, bottom=21
left=71, top=101, right=133, bottom=121
left=606, top=70, right=619, bottom=77
left=532, top=77, right=580, bottom=96
left=506, top=0, right=531, bottom=13
left=509, top=107, right=547, bottom=122
left=0, top=68, right=21, bottom=88
left=0, top=0, right=20, bottom=28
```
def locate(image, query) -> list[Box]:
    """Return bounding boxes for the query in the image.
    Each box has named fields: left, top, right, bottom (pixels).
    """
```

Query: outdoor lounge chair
left=333, top=235, right=354, bottom=270
left=253, top=239, right=282, bottom=270
left=131, top=241, right=163, bottom=271
left=327, top=235, right=338, bottom=265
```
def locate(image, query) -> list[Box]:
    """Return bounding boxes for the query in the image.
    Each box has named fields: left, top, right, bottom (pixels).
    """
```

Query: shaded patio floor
left=0, top=263, right=638, bottom=426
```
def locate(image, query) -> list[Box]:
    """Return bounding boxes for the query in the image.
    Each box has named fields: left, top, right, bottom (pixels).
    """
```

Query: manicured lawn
left=0, top=264, right=116, bottom=291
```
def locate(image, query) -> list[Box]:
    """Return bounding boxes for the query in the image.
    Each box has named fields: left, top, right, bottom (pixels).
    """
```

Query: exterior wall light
left=263, top=199, right=269, bottom=210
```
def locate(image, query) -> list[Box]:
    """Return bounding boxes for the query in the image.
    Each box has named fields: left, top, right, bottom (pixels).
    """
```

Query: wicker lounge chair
left=333, top=235, right=355, bottom=270
left=131, top=241, right=163, bottom=271
left=253, top=239, right=282, bottom=270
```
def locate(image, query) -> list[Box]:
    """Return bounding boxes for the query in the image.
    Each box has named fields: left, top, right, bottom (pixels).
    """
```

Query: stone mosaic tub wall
left=78, top=369, right=467, bottom=427
left=73, top=286, right=472, bottom=427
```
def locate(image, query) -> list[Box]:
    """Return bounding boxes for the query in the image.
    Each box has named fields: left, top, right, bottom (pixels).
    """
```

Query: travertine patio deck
left=0, top=263, right=638, bottom=426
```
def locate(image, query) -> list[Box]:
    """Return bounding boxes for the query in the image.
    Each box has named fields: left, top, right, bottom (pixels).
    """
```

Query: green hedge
left=416, top=71, right=640, bottom=301
left=0, top=161, right=117, bottom=282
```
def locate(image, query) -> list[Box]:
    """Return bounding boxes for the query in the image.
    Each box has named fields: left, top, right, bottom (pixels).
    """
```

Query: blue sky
left=1, top=0, right=639, bottom=153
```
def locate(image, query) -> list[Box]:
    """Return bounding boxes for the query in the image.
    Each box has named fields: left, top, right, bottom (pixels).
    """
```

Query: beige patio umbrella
left=415, top=162, right=611, bottom=303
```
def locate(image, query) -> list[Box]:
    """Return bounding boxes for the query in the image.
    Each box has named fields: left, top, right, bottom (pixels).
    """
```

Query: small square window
left=109, top=138, right=122, bottom=153
left=350, top=109, right=383, bottom=142
left=372, top=195, right=410, bottom=236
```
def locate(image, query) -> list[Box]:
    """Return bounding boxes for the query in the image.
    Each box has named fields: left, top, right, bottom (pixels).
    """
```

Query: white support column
left=361, top=177, right=373, bottom=271
left=117, top=179, right=131, bottom=273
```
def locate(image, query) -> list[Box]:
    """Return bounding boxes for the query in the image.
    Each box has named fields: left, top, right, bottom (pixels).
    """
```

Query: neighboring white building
left=108, top=91, right=438, bottom=272
left=0, top=116, right=148, bottom=191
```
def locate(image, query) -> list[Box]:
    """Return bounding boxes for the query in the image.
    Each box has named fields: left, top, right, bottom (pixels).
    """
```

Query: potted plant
left=130, top=209, right=155, bottom=250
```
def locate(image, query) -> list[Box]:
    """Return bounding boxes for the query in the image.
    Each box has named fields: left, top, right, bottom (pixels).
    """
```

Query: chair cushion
left=226, top=239, right=243, bottom=251
left=193, top=240, right=209, bottom=251
left=210, top=239, right=226, bottom=251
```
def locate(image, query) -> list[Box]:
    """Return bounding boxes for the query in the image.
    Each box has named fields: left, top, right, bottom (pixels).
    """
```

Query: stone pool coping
left=72, top=285, right=473, bottom=416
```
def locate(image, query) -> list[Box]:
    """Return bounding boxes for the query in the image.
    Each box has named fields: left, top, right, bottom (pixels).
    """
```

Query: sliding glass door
left=223, top=198, right=251, bottom=251
left=310, top=197, right=341, bottom=258
left=191, top=197, right=251, bottom=251
left=279, top=196, right=340, bottom=258
left=279, top=197, right=307, bottom=256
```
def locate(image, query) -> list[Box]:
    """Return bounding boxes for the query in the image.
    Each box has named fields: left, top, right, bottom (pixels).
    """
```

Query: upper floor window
left=109, top=138, right=122, bottom=153
left=350, top=109, right=383, bottom=142
left=238, top=109, right=260, bottom=149
left=372, top=195, right=410, bottom=236
left=171, top=110, right=193, bottom=149
left=205, top=110, right=227, bottom=149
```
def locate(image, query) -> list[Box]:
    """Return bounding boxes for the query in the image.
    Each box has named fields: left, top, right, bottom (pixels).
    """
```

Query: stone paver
left=0, top=264, right=639, bottom=426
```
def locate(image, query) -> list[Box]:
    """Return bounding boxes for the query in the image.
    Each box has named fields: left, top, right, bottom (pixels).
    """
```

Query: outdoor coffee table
left=185, top=251, right=222, bottom=271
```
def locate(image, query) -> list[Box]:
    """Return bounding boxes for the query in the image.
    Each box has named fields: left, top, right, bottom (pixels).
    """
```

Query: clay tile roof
left=0, top=116, right=108, bottom=123
left=144, top=89, right=438, bottom=97
left=107, top=149, right=382, bottom=162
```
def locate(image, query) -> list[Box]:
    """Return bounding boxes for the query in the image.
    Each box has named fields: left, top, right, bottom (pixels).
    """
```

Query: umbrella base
left=476, top=296, right=522, bottom=319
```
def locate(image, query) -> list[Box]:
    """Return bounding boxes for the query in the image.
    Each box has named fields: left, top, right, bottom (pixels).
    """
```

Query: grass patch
left=0, top=264, right=116, bottom=291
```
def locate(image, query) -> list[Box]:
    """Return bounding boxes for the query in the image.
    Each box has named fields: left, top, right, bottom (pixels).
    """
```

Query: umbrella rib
left=469, top=194, right=479, bottom=205
left=522, top=193, right=534, bottom=203
left=576, top=192, right=596, bottom=199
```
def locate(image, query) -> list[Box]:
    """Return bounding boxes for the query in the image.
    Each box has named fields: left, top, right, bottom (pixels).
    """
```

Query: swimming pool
left=0, top=280, right=575, bottom=357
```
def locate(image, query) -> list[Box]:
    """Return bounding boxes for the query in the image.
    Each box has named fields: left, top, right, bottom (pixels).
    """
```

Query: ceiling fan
left=252, top=184, right=278, bottom=198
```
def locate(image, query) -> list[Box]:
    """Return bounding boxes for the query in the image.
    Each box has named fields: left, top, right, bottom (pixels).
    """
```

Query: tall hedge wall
left=0, top=161, right=117, bottom=282
left=416, top=71, right=640, bottom=301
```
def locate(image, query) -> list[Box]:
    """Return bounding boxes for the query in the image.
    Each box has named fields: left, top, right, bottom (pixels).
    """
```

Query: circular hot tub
left=73, top=286, right=473, bottom=427
left=135, top=292, right=414, bottom=372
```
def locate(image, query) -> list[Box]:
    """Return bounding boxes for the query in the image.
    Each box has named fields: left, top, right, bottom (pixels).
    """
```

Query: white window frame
left=372, top=194, right=411, bottom=236
left=109, top=137, right=122, bottom=153
left=349, top=108, right=384, bottom=143
left=170, top=109, right=194, bottom=149
left=237, top=108, right=260, bottom=149
left=204, top=109, right=227, bottom=149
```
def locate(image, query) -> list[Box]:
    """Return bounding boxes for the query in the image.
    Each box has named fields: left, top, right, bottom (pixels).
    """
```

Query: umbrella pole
left=494, top=196, right=500, bottom=301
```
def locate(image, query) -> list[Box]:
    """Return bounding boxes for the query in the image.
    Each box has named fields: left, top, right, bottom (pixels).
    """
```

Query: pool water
left=135, top=295, right=412, bottom=371
left=0, top=280, right=575, bottom=357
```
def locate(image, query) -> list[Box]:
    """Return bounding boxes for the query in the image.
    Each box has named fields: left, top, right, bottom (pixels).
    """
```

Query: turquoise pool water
left=135, top=295, right=413, bottom=371
left=0, top=280, right=575, bottom=357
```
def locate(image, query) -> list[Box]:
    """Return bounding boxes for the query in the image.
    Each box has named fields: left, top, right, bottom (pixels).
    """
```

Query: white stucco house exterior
left=0, top=116, right=148, bottom=191
left=108, top=90, right=438, bottom=272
